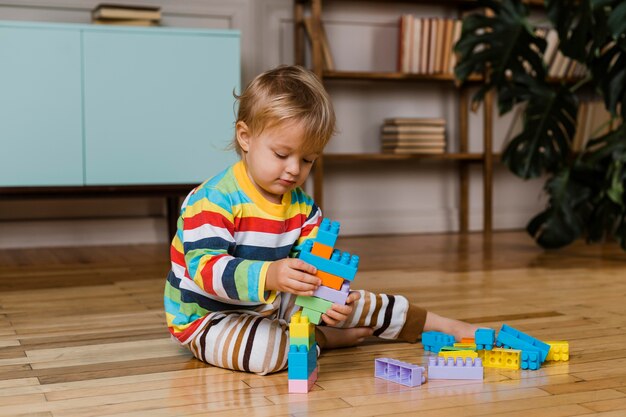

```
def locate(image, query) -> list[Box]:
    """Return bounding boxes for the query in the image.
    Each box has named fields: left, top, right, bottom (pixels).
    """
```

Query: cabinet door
left=0, top=26, right=83, bottom=186
left=83, top=29, right=240, bottom=185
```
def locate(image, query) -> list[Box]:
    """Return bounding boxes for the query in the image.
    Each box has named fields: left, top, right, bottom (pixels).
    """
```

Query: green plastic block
left=295, top=295, right=333, bottom=314
left=300, top=308, right=322, bottom=325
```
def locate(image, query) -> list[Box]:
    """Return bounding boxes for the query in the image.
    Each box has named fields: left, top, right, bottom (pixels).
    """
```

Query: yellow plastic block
left=483, top=347, right=521, bottom=370
left=311, top=242, right=333, bottom=259
left=289, top=311, right=315, bottom=339
left=454, top=342, right=477, bottom=349
left=316, top=270, right=344, bottom=290
left=439, top=349, right=478, bottom=360
left=545, top=341, right=569, bottom=362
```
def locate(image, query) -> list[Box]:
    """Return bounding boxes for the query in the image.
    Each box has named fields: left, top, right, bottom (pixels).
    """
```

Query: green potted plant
left=454, top=0, right=626, bottom=249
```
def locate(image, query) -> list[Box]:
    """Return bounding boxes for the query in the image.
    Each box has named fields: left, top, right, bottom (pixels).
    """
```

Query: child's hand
left=265, top=259, right=321, bottom=296
left=321, top=291, right=360, bottom=326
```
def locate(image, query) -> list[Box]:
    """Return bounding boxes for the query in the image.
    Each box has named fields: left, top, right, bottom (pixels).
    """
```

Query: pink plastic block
left=288, top=366, right=318, bottom=393
left=312, top=280, right=350, bottom=304
left=427, top=356, right=483, bottom=380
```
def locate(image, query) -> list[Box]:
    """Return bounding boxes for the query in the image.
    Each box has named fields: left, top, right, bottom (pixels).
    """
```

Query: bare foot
left=316, top=326, right=373, bottom=349
left=423, top=312, right=479, bottom=341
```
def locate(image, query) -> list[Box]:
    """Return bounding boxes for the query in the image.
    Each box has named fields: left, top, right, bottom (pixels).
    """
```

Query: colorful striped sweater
left=164, top=160, right=321, bottom=343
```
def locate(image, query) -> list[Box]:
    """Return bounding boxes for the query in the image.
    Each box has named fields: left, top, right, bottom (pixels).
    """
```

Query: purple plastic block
left=375, top=358, right=426, bottom=387
left=427, top=357, right=483, bottom=380
left=312, top=281, right=350, bottom=304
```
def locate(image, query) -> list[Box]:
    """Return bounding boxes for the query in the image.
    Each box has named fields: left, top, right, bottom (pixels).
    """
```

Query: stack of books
left=381, top=118, right=446, bottom=154
left=92, top=4, right=161, bottom=26
left=397, top=16, right=463, bottom=75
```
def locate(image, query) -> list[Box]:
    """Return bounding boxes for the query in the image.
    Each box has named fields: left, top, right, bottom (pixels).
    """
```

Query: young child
left=164, top=65, right=477, bottom=375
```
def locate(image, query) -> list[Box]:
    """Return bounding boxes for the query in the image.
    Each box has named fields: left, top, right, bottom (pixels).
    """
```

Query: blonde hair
left=232, top=65, right=336, bottom=156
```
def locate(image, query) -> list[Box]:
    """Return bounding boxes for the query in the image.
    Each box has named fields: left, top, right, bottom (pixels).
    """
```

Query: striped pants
left=184, top=290, right=427, bottom=375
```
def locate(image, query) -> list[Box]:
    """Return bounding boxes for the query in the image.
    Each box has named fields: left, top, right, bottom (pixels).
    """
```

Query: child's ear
left=235, top=121, right=251, bottom=152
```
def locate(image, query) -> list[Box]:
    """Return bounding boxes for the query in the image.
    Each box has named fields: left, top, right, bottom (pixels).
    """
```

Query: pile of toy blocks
left=287, top=218, right=360, bottom=393
left=423, top=324, right=569, bottom=378
left=375, top=325, right=569, bottom=386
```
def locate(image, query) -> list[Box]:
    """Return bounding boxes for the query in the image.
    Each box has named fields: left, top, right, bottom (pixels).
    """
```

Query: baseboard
left=0, top=217, right=168, bottom=249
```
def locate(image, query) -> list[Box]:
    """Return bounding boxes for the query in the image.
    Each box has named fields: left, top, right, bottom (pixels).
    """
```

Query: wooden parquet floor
left=1, top=231, right=626, bottom=416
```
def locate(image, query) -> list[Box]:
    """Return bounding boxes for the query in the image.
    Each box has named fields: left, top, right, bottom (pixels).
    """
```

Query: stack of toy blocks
left=295, top=218, right=359, bottom=324
left=375, top=358, right=426, bottom=387
left=288, top=311, right=318, bottom=393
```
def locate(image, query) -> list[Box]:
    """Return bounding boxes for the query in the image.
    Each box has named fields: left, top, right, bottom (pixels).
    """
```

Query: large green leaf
left=527, top=167, right=592, bottom=248
left=588, top=40, right=626, bottom=121
left=454, top=0, right=546, bottom=114
left=502, top=85, right=578, bottom=178
left=545, top=0, right=594, bottom=62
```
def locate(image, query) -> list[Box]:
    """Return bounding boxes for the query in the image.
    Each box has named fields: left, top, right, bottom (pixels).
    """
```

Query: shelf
left=323, top=152, right=487, bottom=162
left=322, top=70, right=482, bottom=83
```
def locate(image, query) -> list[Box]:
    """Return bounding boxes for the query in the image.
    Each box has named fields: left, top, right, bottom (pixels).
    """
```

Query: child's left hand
left=321, top=291, right=360, bottom=326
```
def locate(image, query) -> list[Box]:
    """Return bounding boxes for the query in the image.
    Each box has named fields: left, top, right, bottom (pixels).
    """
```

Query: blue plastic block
left=520, top=350, right=541, bottom=370
left=315, top=218, right=340, bottom=248
left=422, top=331, right=455, bottom=353
left=300, top=240, right=359, bottom=281
left=374, top=358, right=426, bottom=387
left=475, top=328, right=496, bottom=351
left=288, top=343, right=317, bottom=380
left=496, top=324, right=550, bottom=362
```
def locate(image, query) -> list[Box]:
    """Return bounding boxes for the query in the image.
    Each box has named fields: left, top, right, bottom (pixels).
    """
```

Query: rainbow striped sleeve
left=180, top=185, right=275, bottom=304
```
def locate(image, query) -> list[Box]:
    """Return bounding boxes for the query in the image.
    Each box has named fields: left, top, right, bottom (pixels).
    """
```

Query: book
left=381, top=125, right=445, bottom=134
left=384, top=117, right=445, bottom=125
left=441, top=19, right=455, bottom=75
left=92, top=18, right=158, bottom=26
left=92, top=4, right=161, bottom=21
left=428, top=18, right=437, bottom=74
left=411, top=18, right=422, bottom=74
left=420, top=18, right=430, bottom=74
left=448, top=20, right=463, bottom=74
left=382, top=147, right=446, bottom=154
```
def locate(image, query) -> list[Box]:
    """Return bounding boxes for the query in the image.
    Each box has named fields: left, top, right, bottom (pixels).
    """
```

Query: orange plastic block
left=316, top=270, right=343, bottom=290
left=461, top=338, right=475, bottom=344
left=311, top=242, right=333, bottom=259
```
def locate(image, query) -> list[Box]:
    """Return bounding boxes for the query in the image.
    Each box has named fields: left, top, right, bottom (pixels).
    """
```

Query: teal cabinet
left=83, top=29, right=239, bottom=185
left=0, top=21, right=240, bottom=188
left=0, top=25, right=83, bottom=186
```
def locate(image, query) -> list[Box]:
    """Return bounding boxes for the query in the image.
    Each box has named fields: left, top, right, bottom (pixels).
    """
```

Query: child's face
left=237, top=120, right=319, bottom=204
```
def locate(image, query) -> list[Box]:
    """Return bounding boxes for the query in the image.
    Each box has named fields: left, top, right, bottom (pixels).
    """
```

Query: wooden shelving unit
left=294, top=0, right=495, bottom=233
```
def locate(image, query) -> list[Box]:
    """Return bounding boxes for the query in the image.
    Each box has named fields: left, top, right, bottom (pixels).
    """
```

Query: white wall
left=0, top=0, right=546, bottom=248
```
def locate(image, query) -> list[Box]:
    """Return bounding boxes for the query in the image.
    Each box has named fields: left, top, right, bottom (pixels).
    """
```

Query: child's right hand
left=265, top=259, right=321, bottom=296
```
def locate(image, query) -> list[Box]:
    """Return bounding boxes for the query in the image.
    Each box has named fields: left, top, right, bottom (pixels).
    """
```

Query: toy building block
left=289, top=311, right=315, bottom=348
left=317, top=270, right=345, bottom=290
left=475, top=328, right=496, bottom=351
left=296, top=295, right=333, bottom=314
left=483, top=347, right=521, bottom=370
left=300, top=240, right=359, bottom=281
left=427, top=357, right=483, bottom=380
left=288, top=343, right=318, bottom=380
left=461, top=337, right=475, bottom=344
left=300, top=307, right=322, bottom=324
left=374, top=358, right=426, bottom=387
left=315, top=218, right=340, bottom=247
left=545, top=341, right=569, bottom=362
left=439, top=349, right=478, bottom=360
left=288, top=366, right=318, bottom=393
left=454, top=342, right=477, bottom=349
left=421, top=331, right=455, bottom=353
left=311, top=241, right=333, bottom=259
left=496, top=324, right=550, bottom=362
left=312, top=280, right=350, bottom=305
left=520, top=350, right=541, bottom=370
